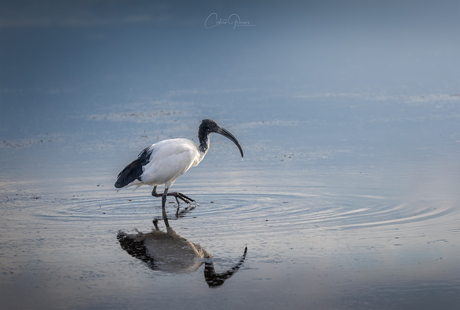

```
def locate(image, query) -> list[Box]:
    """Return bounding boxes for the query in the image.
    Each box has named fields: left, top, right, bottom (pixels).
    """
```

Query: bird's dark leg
left=161, top=188, right=168, bottom=211
left=161, top=188, right=171, bottom=227
left=163, top=212, right=170, bottom=228
left=151, top=186, right=162, bottom=198
left=151, top=186, right=195, bottom=206
left=152, top=213, right=170, bottom=229
left=152, top=218, right=160, bottom=230
left=151, top=186, right=195, bottom=223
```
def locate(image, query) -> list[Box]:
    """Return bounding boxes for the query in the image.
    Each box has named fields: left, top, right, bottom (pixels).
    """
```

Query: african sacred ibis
left=115, top=119, right=243, bottom=212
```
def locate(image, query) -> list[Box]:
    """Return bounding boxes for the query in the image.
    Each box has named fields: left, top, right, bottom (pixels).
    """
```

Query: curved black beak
left=216, top=127, right=244, bottom=158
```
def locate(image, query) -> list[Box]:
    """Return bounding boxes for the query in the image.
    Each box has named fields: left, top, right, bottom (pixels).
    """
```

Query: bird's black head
left=199, top=119, right=220, bottom=135
left=198, top=119, right=244, bottom=158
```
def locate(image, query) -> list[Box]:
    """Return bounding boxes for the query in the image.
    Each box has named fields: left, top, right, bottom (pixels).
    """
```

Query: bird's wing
left=114, top=146, right=154, bottom=188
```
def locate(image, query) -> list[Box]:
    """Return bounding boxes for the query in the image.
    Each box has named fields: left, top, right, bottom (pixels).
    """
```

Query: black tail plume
left=114, top=147, right=153, bottom=188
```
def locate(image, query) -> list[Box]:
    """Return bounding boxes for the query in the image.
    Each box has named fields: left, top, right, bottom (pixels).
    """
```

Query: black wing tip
left=115, top=159, right=142, bottom=189
left=115, top=147, right=153, bottom=189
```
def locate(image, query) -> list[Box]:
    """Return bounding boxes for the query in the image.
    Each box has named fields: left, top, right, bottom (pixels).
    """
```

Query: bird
left=115, top=119, right=243, bottom=213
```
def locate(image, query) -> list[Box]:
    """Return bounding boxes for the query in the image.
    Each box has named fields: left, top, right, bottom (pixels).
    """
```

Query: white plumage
left=115, top=119, right=243, bottom=212
left=128, top=139, right=204, bottom=189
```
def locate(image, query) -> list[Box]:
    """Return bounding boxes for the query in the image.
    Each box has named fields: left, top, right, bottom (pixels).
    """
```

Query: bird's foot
left=152, top=187, right=195, bottom=205
left=170, top=192, right=195, bottom=216
left=168, top=192, right=195, bottom=205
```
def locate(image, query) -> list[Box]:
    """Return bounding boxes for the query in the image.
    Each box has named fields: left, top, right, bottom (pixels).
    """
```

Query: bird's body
left=139, top=138, right=205, bottom=187
left=115, top=119, right=243, bottom=213
left=116, top=138, right=206, bottom=190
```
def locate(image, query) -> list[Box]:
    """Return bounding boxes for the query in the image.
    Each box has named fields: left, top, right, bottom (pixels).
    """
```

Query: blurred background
left=1, top=0, right=459, bottom=178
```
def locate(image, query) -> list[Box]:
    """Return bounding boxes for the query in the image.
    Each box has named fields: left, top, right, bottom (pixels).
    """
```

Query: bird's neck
left=198, top=135, right=210, bottom=155
left=198, top=128, right=210, bottom=155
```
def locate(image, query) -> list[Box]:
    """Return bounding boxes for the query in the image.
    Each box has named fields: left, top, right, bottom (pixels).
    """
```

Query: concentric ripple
left=34, top=189, right=460, bottom=237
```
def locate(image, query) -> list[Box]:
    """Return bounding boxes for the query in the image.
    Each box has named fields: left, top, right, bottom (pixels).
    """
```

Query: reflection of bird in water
left=117, top=219, right=247, bottom=287
left=114, top=119, right=243, bottom=214
left=204, top=247, right=247, bottom=287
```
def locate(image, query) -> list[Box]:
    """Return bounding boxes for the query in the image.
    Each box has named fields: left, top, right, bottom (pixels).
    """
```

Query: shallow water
left=1, top=160, right=459, bottom=309
left=1, top=2, right=460, bottom=309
